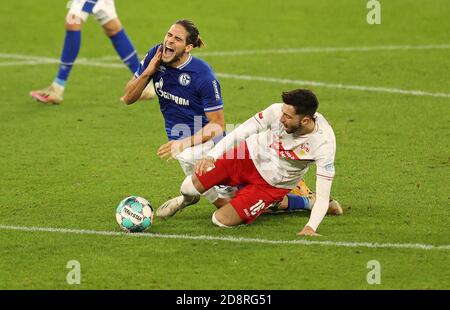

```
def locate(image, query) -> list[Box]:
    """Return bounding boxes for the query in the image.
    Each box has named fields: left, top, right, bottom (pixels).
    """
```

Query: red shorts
left=196, top=142, right=290, bottom=224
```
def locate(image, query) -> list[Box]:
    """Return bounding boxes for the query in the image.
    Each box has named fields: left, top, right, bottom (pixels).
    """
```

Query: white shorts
left=176, top=140, right=237, bottom=201
left=176, top=140, right=215, bottom=176
left=67, top=0, right=117, bottom=25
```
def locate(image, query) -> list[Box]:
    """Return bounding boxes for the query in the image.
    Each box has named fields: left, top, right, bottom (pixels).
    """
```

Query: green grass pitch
left=0, top=0, right=449, bottom=289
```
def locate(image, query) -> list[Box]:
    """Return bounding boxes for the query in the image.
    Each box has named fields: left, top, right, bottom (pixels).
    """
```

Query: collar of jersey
left=177, top=54, right=192, bottom=70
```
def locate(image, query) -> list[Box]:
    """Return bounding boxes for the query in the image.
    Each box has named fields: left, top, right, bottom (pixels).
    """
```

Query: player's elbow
left=122, top=79, right=139, bottom=105
left=209, top=122, right=225, bottom=138
left=211, top=118, right=225, bottom=132
left=206, top=111, right=226, bottom=132
left=217, top=120, right=226, bottom=131
left=122, top=87, right=139, bottom=105
left=122, top=94, right=137, bottom=105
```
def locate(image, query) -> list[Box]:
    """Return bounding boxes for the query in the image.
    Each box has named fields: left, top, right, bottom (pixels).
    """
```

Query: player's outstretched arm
left=206, top=104, right=279, bottom=160
left=297, top=176, right=333, bottom=236
left=193, top=110, right=225, bottom=145
left=157, top=110, right=225, bottom=160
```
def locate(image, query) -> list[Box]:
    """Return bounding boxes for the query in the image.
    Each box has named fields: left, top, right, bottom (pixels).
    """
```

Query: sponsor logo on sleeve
left=324, top=163, right=335, bottom=173
left=212, top=80, right=221, bottom=101
left=140, top=53, right=147, bottom=66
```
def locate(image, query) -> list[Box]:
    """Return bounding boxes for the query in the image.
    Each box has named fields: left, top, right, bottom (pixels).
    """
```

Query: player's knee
left=103, top=25, right=121, bottom=37
left=211, top=211, right=232, bottom=228
left=180, top=176, right=201, bottom=196
left=102, top=19, right=122, bottom=37
left=212, top=206, right=243, bottom=227
left=65, top=15, right=83, bottom=30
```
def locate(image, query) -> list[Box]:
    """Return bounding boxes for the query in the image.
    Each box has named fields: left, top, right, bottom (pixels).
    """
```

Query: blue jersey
left=135, top=44, right=224, bottom=141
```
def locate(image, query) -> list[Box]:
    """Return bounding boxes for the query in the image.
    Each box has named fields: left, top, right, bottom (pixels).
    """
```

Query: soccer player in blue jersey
left=30, top=0, right=155, bottom=104
left=123, top=20, right=342, bottom=218
left=123, top=19, right=232, bottom=214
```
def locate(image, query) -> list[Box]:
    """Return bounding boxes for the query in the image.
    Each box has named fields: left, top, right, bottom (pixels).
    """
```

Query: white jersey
left=209, top=103, right=336, bottom=189
left=247, top=104, right=336, bottom=189
left=207, top=103, right=336, bottom=231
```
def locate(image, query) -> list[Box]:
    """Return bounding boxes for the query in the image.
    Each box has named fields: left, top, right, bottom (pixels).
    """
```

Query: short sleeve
left=315, top=145, right=336, bottom=181
left=133, top=44, right=160, bottom=78
left=252, top=103, right=283, bottom=129
left=199, top=73, right=224, bottom=113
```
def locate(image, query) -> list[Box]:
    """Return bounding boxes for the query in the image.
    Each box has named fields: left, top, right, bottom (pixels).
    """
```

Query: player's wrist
left=205, top=155, right=216, bottom=162
left=303, top=225, right=315, bottom=232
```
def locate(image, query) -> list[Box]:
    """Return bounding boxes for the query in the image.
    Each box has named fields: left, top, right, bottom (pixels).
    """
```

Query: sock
left=51, top=82, right=65, bottom=95
left=109, top=29, right=140, bottom=73
left=287, top=194, right=311, bottom=211
left=56, top=30, right=81, bottom=87
left=180, top=176, right=201, bottom=197
left=53, top=79, right=66, bottom=90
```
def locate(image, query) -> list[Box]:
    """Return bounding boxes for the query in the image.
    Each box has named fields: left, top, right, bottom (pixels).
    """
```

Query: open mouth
left=164, top=45, right=175, bottom=58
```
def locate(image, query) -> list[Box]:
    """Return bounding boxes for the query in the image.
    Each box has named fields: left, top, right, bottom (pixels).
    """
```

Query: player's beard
left=162, top=49, right=184, bottom=66
left=286, top=123, right=303, bottom=135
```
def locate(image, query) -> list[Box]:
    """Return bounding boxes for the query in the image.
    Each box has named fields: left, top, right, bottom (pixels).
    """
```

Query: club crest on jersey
left=299, top=143, right=310, bottom=153
left=178, top=73, right=191, bottom=86
left=212, top=80, right=221, bottom=100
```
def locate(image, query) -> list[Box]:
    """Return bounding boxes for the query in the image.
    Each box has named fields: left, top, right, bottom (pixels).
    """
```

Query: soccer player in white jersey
left=175, top=89, right=338, bottom=236
left=30, top=0, right=155, bottom=104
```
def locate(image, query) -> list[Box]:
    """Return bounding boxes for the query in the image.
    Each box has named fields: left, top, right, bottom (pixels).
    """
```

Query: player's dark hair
left=282, top=89, right=319, bottom=117
left=175, top=19, right=206, bottom=48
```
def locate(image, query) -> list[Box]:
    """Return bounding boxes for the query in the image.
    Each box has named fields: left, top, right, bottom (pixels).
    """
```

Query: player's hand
left=195, top=156, right=216, bottom=176
left=157, top=140, right=186, bottom=161
left=297, top=225, right=321, bottom=237
left=145, top=46, right=162, bottom=75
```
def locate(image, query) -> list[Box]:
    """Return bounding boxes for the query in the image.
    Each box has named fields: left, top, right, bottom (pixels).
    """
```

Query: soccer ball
left=115, top=196, right=154, bottom=232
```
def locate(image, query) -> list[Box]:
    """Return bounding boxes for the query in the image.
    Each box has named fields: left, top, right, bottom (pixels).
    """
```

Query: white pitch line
left=2, top=43, right=450, bottom=62
left=0, top=60, right=57, bottom=67
left=0, top=225, right=449, bottom=251
left=0, top=53, right=124, bottom=68
left=75, top=59, right=125, bottom=68
left=93, top=44, right=450, bottom=59
left=195, top=44, right=450, bottom=57
left=1, top=52, right=449, bottom=99
left=0, top=53, right=58, bottom=61
left=216, top=73, right=450, bottom=99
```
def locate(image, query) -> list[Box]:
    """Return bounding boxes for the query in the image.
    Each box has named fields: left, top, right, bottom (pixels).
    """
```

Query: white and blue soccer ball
left=115, top=196, right=154, bottom=232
